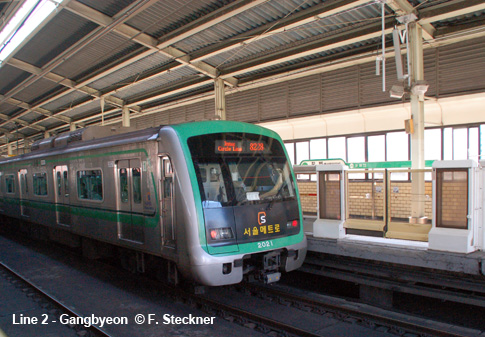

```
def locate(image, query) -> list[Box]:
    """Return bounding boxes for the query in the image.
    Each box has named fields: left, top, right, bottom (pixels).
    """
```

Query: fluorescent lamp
left=0, top=0, right=62, bottom=65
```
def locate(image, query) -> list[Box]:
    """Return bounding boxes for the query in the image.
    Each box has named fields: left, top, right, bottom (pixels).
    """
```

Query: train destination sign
left=215, top=140, right=270, bottom=154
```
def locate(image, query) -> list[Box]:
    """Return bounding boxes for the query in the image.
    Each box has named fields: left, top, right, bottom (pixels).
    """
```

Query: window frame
left=76, top=169, right=104, bottom=202
left=33, top=172, right=48, bottom=197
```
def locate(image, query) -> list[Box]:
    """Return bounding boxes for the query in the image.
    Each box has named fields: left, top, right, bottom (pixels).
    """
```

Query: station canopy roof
left=0, top=0, right=484, bottom=151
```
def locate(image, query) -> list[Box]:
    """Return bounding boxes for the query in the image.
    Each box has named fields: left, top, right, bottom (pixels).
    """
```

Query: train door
left=117, top=159, right=144, bottom=242
left=160, top=156, right=175, bottom=248
left=54, top=165, right=70, bottom=226
left=18, top=169, right=29, bottom=217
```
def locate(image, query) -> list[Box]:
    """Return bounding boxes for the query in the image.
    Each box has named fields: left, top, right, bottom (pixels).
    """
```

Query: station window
left=367, top=135, right=385, bottom=162
left=328, top=137, right=346, bottom=161
left=296, top=141, right=310, bottom=179
left=77, top=170, right=103, bottom=201
left=481, top=125, right=485, bottom=159
left=284, top=143, right=295, bottom=166
left=453, top=128, right=468, bottom=160
left=5, top=174, right=14, bottom=194
left=387, top=132, right=408, bottom=180
left=33, top=173, right=48, bottom=196
left=469, top=127, right=479, bottom=161
left=310, top=139, right=326, bottom=160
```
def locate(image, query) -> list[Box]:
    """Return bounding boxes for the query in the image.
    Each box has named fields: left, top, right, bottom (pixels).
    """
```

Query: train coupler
left=263, top=272, right=281, bottom=284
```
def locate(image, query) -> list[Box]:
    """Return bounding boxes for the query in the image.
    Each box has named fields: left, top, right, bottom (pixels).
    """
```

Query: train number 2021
left=258, top=240, right=274, bottom=249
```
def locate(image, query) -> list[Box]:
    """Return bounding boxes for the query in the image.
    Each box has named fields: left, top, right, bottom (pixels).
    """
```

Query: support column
left=70, top=123, right=77, bottom=132
left=7, top=143, right=13, bottom=156
left=122, top=106, right=130, bottom=127
left=44, top=131, right=51, bottom=138
left=408, top=23, right=426, bottom=218
left=214, top=78, right=226, bottom=120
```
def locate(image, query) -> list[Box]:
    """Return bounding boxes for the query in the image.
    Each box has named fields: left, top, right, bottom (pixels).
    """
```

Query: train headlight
left=209, top=227, right=234, bottom=240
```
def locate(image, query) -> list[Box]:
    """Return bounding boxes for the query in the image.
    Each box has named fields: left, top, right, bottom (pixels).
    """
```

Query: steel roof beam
left=386, top=0, right=435, bottom=40
left=65, top=0, right=239, bottom=88
left=0, top=0, right=151, bottom=139
left=220, top=1, right=485, bottom=80
left=191, top=0, right=372, bottom=63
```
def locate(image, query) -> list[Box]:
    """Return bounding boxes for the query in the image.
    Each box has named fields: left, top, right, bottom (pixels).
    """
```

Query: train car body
left=0, top=121, right=307, bottom=286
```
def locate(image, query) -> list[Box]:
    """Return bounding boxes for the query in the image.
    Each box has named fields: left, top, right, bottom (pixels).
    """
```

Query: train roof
left=0, top=126, right=162, bottom=165
left=0, top=120, right=281, bottom=166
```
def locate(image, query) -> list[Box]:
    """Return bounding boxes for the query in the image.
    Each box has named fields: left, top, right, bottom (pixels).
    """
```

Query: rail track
left=1, top=230, right=483, bottom=337
left=0, top=261, right=112, bottom=337
left=235, top=281, right=483, bottom=337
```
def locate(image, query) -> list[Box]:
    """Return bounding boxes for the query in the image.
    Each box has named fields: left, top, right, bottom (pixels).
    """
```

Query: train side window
left=63, top=170, right=69, bottom=195
left=33, top=173, right=48, bottom=196
left=119, top=168, right=128, bottom=203
left=19, top=169, right=28, bottom=194
left=77, top=170, right=103, bottom=201
left=6, top=175, right=15, bottom=194
left=57, top=171, right=62, bottom=196
left=132, top=167, right=141, bottom=204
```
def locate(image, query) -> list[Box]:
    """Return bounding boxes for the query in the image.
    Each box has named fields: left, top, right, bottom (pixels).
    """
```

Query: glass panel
left=453, top=128, right=467, bottom=160
left=387, top=132, right=409, bottom=181
left=347, top=137, right=365, bottom=163
left=296, top=141, right=309, bottom=165
left=328, top=137, right=346, bottom=161
left=347, top=171, right=384, bottom=221
left=368, top=135, right=385, bottom=162
left=119, top=168, right=128, bottom=203
left=77, top=170, right=103, bottom=201
left=387, top=131, right=408, bottom=161
left=6, top=175, right=14, bottom=193
left=436, top=169, right=468, bottom=229
left=188, top=133, right=296, bottom=208
left=57, top=171, right=62, bottom=196
left=443, top=127, right=452, bottom=160
left=424, top=129, right=441, bottom=160
left=469, top=127, right=479, bottom=161
left=284, top=143, right=295, bottom=166
left=132, top=167, right=141, bottom=204
left=310, top=139, right=326, bottom=160
left=63, top=170, right=69, bottom=195
left=480, top=125, right=485, bottom=160
left=319, top=172, right=341, bottom=220
left=33, top=173, right=47, bottom=196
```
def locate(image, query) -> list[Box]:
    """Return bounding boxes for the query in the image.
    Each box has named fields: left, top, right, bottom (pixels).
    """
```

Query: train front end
left=174, top=121, right=307, bottom=286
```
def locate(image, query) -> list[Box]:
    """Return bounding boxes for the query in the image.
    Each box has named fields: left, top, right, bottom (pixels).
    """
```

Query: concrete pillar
left=214, top=78, right=226, bottom=120
left=408, top=23, right=426, bottom=218
left=70, top=123, right=76, bottom=132
left=122, top=106, right=130, bottom=127
left=7, top=143, right=13, bottom=156
left=44, top=131, right=50, bottom=138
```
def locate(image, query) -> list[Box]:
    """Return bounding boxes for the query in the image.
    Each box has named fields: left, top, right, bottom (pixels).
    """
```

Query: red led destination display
left=215, top=140, right=269, bottom=154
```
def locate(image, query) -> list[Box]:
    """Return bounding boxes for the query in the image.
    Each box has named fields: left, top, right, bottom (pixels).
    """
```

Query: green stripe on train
left=2, top=197, right=158, bottom=228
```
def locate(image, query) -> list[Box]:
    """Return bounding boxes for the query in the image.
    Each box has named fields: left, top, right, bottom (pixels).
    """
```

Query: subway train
left=0, top=121, right=307, bottom=286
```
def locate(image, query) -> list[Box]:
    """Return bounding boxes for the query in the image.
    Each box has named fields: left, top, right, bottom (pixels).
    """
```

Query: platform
left=304, top=218, right=485, bottom=276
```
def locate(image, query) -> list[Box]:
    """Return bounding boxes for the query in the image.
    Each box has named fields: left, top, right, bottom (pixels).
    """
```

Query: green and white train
left=0, top=121, right=307, bottom=286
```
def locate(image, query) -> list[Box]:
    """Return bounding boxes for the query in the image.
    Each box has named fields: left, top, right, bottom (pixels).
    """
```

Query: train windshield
left=188, top=133, right=296, bottom=208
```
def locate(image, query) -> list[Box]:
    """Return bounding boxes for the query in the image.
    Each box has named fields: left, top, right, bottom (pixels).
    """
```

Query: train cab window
left=33, top=173, right=48, bottom=196
left=5, top=175, right=14, bottom=194
left=77, top=170, right=103, bottom=201
left=188, top=133, right=296, bottom=209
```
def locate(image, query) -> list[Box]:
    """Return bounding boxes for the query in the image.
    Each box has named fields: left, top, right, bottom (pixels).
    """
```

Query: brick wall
left=298, top=180, right=434, bottom=221
left=438, top=180, right=468, bottom=228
